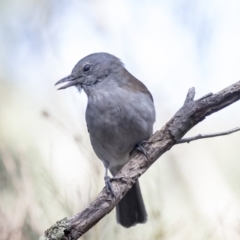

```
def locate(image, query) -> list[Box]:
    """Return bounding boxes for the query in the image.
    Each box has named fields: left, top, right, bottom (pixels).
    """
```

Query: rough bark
left=40, top=80, right=240, bottom=240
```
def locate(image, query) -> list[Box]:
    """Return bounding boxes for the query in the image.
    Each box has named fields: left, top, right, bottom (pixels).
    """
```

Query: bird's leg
left=103, top=161, right=115, bottom=197
left=136, top=141, right=149, bottom=161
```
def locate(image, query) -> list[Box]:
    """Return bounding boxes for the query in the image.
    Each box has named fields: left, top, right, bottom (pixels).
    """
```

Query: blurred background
left=1, top=0, right=240, bottom=239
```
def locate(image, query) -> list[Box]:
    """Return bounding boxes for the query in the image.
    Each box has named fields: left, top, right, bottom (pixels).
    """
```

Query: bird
left=55, top=52, right=155, bottom=228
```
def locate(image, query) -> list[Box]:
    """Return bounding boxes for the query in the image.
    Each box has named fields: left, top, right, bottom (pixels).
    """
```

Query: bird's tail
left=116, top=180, right=147, bottom=228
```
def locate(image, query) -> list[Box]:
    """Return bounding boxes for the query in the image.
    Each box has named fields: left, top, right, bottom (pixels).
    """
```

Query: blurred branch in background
left=0, top=144, right=50, bottom=240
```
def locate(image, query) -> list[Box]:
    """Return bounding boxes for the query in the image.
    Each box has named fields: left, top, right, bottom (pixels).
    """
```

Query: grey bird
left=55, top=53, right=155, bottom=228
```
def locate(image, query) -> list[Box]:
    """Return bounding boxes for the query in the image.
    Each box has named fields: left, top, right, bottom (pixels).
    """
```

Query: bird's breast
left=85, top=89, right=155, bottom=166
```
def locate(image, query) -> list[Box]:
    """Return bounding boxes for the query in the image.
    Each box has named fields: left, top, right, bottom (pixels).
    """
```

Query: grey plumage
left=55, top=52, right=155, bottom=228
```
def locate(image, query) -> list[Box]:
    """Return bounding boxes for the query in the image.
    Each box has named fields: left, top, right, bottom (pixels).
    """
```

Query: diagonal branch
left=40, top=80, right=240, bottom=240
left=177, top=127, right=240, bottom=144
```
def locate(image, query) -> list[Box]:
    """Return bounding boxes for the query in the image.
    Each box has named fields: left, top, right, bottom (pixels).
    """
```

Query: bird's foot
left=136, top=142, right=149, bottom=160
left=104, top=175, right=116, bottom=198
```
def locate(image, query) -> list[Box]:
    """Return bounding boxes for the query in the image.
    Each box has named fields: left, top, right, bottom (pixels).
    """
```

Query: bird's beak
left=55, top=75, right=80, bottom=90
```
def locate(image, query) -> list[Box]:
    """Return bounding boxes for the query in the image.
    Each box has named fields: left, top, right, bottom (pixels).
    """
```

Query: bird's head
left=55, top=52, right=123, bottom=93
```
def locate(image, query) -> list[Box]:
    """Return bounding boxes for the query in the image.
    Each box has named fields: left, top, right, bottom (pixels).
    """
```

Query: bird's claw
left=136, top=142, right=149, bottom=160
left=104, top=175, right=116, bottom=198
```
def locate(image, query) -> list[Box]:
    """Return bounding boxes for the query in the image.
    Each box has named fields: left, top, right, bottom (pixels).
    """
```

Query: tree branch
left=177, top=127, right=240, bottom=144
left=40, top=80, right=240, bottom=240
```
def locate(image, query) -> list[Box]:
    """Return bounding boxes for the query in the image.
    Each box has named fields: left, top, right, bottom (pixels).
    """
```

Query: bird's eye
left=83, top=64, right=91, bottom=72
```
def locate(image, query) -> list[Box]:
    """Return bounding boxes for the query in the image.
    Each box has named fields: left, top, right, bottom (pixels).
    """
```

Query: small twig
left=184, top=87, right=195, bottom=104
left=177, top=127, right=240, bottom=144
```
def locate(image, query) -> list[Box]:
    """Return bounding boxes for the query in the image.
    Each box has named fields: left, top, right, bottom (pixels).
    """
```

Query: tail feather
left=116, top=180, right=147, bottom=228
